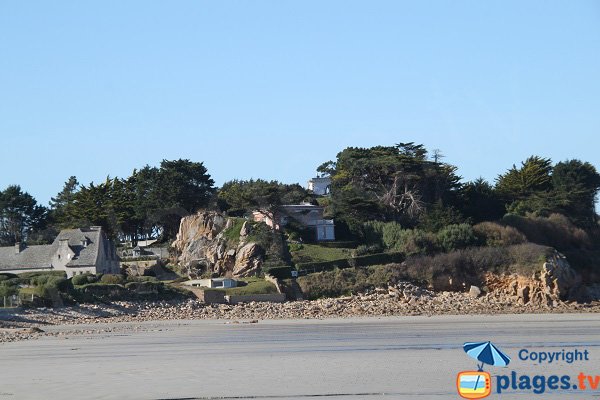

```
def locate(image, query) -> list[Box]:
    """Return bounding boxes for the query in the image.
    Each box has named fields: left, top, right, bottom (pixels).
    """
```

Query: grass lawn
left=222, top=277, right=278, bottom=295
left=290, top=243, right=353, bottom=264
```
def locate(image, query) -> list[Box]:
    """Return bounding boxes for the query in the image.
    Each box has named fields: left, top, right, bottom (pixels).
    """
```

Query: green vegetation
left=223, top=217, right=246, bottom=244
left=290, top=243, right=353, bottom=264
left=221, top=277, right=278, bottom=295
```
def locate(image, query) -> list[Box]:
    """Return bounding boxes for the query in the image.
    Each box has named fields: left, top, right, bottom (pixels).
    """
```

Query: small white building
left=307, top=176, right=331, bottom=196
left=184, top=278, right=237, bottom=289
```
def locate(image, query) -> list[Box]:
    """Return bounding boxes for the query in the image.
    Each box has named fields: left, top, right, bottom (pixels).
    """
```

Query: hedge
left=296, top=252, right=404, bottom=275
left=265, top=266, right=295, bottom=279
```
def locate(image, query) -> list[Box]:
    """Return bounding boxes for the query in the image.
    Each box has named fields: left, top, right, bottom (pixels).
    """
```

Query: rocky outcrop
left=171, top=211, right=263, bottom=278
left=484, top=252, right=583, bottom=306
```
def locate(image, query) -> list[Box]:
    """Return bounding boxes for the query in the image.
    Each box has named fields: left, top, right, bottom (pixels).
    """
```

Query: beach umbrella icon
left=463, top=341, right=511, bottom=371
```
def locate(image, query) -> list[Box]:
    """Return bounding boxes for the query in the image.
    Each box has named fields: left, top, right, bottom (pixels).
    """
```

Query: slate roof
left=0, top=228, right=104, bottom=271
left=0, top=244, right=54, bottom=271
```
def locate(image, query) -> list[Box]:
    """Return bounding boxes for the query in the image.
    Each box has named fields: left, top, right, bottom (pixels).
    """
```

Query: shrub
left=382, top=222, right=405, bottom=249
left=436, top=224, right=478, bottom=252
left=100, top=274, right=125, bottom=285
left=361, top=221, right=387, bottom=246
left=388, top=229, right=439, bottom=256
left=288, top=243, right=303, bottom=252
left=72, top=273, right=96, bottom=286
left=502, top=213, right=592, bottom=250
left=0, top=283, right=18, bottom=298
left=473, top=222, right=527, bottom=247
left=353, top=244, right=383, bottom=257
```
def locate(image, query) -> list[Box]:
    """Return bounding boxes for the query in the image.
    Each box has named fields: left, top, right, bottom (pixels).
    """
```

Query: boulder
left=171, top=211, right=263, bottom=279
left=233, top=242, right=262, bottom=277
left=469, top=285, right=482, bottom=298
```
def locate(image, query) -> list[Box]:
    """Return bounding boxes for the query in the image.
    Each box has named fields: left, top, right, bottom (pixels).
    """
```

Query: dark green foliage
left=322, top=143, right=462, bottom=237
left=60, top=159, right=215, bottom=240
left=264, top=266, right=295, bottom=279
left=71, top=273, right=97, bottom=286
left=418, top=202, right=466, bottom=232
left=0, top=185, right=49, bottom=245
left=552, top=160, right=600, bottom=228
left=459, top=178, right=505, bottom=223
left=218, top=179, right=308, bottom=217
left=496, top=156, right=553, bottom=200
left=436, top=224, right=478, bottom=252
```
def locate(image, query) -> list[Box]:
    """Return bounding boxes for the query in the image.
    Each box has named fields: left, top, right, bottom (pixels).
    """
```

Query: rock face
left=484, top=252, right=582, bottom=306
left=171, top=211, right=263, bottom=278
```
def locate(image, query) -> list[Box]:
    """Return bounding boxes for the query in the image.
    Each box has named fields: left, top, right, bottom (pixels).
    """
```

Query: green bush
left=72, top=273, right=97, bottom=286
left=473, top=222, right=527, bottom=247
left=381, top=222, right=404, bottom=249
left=100, top=274, right=125, bottom=285
left=362, top=221, right=387, bottom=246
left=0, top=283, right=18, bottom=298
left=388, top=229, right=439, bottom=256
left=436, top=224, right=478, bottom=252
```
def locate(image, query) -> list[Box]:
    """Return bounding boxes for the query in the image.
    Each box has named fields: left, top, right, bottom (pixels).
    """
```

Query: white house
left=307, top=176, right=331, bottom=196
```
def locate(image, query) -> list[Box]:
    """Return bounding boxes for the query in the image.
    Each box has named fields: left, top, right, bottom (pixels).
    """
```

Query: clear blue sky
left=1, top=1, right=599, bottom=205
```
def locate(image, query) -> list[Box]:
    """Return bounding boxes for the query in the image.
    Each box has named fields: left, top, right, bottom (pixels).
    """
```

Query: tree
left=459, top=178, right=504, bottom=223
left=0, top=185, right=48, bottom=245
left=321, top=143, right=462, bottom=235
left=49, top=176, right=79, bottom=227
left=218, top=179, right=308, bottom=222
left=495, top=156, right=554, bottom=216
left=496, top=156, right=553, bottom=200
left=552, top=160, right=600, bottom=227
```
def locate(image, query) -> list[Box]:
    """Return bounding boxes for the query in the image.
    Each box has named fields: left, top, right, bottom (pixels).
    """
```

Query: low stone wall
left=197, top=290, right=227, bottom=304
left=225, top=293, right=286, bottom=304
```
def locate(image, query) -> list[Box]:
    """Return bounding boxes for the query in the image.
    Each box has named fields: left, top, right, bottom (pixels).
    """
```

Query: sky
left=0, top=1, right=599, bottom=205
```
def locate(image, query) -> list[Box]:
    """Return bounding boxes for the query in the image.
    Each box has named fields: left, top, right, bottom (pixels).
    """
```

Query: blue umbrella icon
left=463, top=341, right=510, bottom=394
left=463, top=341, right=511, bottom=371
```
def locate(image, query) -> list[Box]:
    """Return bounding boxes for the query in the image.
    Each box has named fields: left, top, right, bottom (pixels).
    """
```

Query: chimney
left=90, top=226, right=102, bottom=231
left=14, top=242, right=24, bottom=254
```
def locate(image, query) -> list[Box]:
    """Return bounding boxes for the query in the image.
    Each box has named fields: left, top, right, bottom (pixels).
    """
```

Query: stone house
left=0, top=227, right=120, bottom=278
left=252, top=203, right=335, bottom=241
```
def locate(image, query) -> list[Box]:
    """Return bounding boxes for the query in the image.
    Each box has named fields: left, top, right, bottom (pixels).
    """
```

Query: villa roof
left=0, top=227, right=104, bottom=271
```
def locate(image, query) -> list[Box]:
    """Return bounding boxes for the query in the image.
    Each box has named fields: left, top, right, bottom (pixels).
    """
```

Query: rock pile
left=2, top=280, right=598, bottom=343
